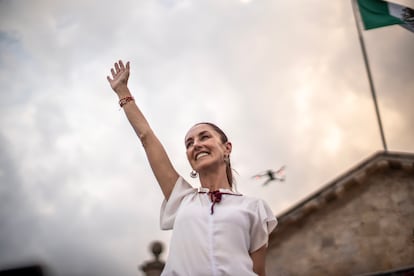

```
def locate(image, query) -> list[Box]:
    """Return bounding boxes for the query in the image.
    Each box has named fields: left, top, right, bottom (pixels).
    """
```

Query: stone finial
left=139, top=241, right=166, bottom=276
left=151, top=241, right=163, bottom=261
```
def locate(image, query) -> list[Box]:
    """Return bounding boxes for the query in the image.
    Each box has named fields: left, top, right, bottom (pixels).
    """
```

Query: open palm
left=107, top=60, right=130, bottom=92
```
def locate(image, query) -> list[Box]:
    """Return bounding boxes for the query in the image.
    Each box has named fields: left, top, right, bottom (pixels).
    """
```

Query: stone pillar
left=139, top=241, right=165, bottom=276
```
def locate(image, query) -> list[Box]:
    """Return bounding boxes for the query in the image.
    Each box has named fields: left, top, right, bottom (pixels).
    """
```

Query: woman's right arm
left=107, top=60, right=179, bottom=200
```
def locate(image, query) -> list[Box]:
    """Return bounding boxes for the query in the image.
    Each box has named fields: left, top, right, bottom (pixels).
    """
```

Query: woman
left=107, top=60, right=277, bottom=276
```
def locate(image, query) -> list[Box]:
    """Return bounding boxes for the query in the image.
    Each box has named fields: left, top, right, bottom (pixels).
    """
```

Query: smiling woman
left=107, top=60, right=277, bottom=276
left=185, top=122, right=234, bottom=186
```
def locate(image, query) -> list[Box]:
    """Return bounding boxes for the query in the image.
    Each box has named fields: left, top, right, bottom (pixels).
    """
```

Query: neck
left=199, top=167, right=231, bottom=191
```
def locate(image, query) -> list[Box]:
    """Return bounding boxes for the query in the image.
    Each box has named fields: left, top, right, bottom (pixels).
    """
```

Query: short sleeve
left=160, top=176, right=195, bottom=230
left=249, top=199, right=278, bottom=252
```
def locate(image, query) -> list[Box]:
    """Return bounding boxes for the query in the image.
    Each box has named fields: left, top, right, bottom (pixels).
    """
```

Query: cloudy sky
left=0, top=0, right=413, bottom=275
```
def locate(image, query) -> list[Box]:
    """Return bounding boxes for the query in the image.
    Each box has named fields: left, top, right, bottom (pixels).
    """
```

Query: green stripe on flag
left=357, top=0, right=403, bottom=29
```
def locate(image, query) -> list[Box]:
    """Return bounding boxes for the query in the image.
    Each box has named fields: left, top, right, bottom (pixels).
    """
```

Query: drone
left=252, top=165, right=286, bottom=186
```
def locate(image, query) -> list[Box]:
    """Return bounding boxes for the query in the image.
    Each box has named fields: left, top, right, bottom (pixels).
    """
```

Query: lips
left=195, top=152, right=209, bottom=160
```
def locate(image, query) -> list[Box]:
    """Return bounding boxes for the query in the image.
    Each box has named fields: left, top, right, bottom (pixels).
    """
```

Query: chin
left=195, top=161, right=221, bottom=173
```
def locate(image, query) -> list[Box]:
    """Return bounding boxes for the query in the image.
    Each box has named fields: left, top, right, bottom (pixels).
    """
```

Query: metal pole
left=351, top=0, right=388, bottom=151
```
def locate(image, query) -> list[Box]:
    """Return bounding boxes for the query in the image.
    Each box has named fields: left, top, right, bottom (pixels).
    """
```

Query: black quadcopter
left=252, top=165, right=286, bottom=186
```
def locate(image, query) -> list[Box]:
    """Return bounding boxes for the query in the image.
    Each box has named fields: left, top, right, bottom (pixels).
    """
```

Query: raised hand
left=107, top=60, right=130, bottom=93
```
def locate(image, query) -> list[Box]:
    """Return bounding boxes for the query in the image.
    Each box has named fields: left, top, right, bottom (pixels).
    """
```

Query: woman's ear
left=224, top=141, right=232, bottom=155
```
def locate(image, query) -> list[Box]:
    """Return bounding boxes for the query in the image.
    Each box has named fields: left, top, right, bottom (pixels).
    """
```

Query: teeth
left=196, top=152, right=208, bottom=160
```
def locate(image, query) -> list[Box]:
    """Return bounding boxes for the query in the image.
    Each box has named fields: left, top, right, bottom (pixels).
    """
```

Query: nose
left=193, top=139, right=202, bottom=148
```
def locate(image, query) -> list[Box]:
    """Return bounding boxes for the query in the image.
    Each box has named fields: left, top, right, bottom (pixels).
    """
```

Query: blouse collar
left=197, top=187, right=241, bottom=195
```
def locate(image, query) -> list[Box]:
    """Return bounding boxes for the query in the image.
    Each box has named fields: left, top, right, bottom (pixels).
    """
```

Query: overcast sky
left=0, top=0, right=413, bottom=275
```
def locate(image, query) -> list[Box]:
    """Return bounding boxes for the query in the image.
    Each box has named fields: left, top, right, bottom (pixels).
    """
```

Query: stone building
left=266, top=151, right=414, bottom=275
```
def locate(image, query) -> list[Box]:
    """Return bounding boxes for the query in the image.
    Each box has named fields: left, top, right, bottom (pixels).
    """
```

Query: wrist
left=119, top=96, right=135, bottom=108
left=115, top=86, right=131, bottom=99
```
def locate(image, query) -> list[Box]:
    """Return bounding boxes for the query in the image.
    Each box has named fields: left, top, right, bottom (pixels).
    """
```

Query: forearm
left=116, top=86, right=152, bottom=143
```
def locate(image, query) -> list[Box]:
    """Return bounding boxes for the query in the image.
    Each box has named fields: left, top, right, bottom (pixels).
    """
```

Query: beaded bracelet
left=119, top=96, right=135, bottom=108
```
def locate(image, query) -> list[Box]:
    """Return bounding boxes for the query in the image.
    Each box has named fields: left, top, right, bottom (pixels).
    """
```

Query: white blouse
left=160, top=176, right=277, bottom=276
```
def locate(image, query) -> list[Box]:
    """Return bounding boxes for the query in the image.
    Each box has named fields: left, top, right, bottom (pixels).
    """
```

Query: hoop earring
left=190, top=170, right=198, bottom=178
left=224, top=155, right=230, bottom=164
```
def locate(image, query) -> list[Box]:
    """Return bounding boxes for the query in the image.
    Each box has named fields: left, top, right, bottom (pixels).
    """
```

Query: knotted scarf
left=199, top=190, right=242, bottom=214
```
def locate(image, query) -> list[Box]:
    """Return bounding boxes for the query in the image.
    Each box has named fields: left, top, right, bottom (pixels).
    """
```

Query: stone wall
left=266, top=165, right=414, bottom=276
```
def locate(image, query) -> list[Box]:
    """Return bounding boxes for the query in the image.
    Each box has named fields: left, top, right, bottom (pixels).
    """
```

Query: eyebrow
left=185, top=130, right=210, bottom=144
left=198, top=130, right=209, bottom=137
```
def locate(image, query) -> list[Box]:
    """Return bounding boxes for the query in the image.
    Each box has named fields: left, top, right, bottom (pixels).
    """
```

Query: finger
left=119, top=60, right=125, bottom=70
left=126, top=61, right=130, bottom=70
left=107, top=76, right=112, bottom=82
left=115, top=62, right=120, bottom=73
left=111, top=68, right=116, bottom=78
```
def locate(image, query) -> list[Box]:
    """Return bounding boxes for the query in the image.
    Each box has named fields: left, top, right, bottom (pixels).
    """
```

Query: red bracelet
left=119, top=96, right=135, bottom=108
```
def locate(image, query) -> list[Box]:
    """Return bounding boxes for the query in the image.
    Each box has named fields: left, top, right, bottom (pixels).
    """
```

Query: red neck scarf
left=198, top=189, right=242, bottom=214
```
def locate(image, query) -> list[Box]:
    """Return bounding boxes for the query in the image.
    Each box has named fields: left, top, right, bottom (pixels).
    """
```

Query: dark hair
left=194, top=122, right=233, bottom=187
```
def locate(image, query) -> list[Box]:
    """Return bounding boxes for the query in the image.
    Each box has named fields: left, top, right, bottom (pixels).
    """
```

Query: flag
left=357, top=0, right=414, bottom=32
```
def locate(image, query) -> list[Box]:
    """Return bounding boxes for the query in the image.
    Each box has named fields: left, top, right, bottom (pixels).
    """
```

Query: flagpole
left=351, top=0, right=388, bottom=151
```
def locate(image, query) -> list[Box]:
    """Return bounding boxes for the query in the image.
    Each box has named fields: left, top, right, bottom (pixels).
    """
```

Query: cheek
left=185, top=149, right=192, bottom=161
